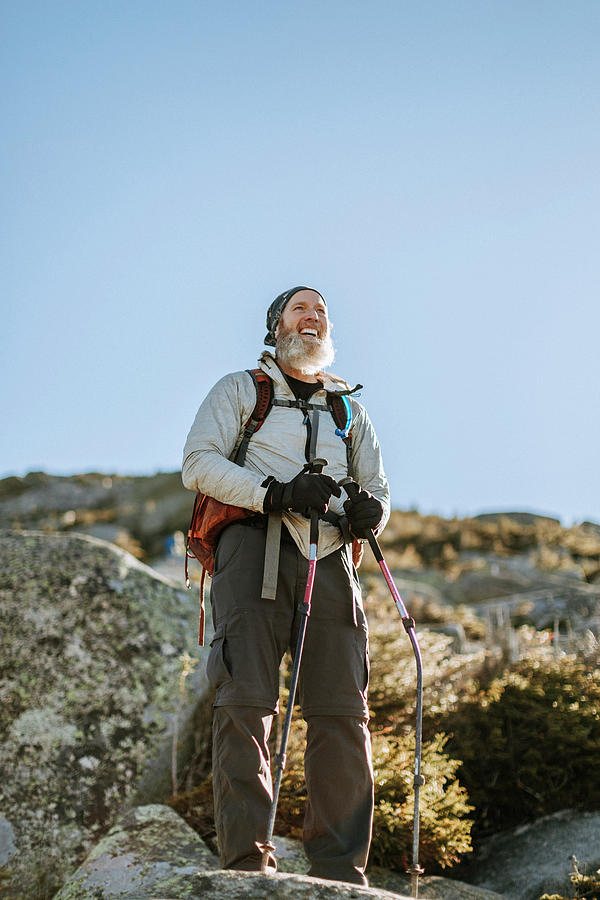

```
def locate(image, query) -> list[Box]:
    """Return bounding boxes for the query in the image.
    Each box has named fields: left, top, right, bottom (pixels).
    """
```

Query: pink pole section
left=304, top=551, right=317, bottom=614
left=379, top=558, right=410, bottom=619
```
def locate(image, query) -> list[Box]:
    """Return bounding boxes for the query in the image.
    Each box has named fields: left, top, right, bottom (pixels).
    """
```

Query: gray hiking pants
left=207, top=521, right=374, bottom=885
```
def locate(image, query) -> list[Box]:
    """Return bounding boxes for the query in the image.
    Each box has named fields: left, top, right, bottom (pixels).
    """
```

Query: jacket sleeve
left=181, top=372, right=269, bottom=513
left=349, top=402, right=391, bottom=535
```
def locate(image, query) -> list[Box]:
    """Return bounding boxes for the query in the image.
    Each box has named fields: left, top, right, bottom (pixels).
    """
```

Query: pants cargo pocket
left=356, top=605, right=370, bottom=698
left=206, top=623, right=232, bottom=691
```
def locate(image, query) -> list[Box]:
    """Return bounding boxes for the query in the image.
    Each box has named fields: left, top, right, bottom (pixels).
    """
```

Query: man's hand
left=343, top=488, right=384, bottom=538
left=264, top=473, right=341, bottom=515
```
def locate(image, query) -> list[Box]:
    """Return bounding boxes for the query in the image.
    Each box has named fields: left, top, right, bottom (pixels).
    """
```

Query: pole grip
left=310, top=457, right=327, bottom=476
left=339, top=475, right=360, bottom=500
left=339, top=477, right=383, bottom=562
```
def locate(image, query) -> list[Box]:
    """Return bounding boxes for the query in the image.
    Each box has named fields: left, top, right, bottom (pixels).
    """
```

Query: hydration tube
left=334, top=394, right=352, bottom=439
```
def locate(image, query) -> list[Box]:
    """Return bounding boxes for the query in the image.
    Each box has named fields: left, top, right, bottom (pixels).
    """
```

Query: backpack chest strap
left=272, top=398, right=332, bottom=412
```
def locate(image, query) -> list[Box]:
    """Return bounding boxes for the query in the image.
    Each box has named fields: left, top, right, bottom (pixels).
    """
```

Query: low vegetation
left=436, top=650, right=600, bottom=839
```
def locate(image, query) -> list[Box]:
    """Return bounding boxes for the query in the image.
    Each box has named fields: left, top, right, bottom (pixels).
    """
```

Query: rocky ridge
left=2, top=471, right=599, bottom=584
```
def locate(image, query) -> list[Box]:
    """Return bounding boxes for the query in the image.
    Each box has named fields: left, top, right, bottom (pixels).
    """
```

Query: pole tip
left=259, top=841, right=276, bottom=873
left=408, top=863, right=425, bottom=898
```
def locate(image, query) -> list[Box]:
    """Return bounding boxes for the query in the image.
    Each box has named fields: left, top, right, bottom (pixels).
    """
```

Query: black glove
left=343, top=488, right=384, bottom=538
left=264, top=473, right=341, bottom=516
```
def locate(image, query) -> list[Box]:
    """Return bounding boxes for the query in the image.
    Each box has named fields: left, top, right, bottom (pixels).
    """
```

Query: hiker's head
left=266, top=287, right=335, bottom=375
left=265, top=287, right=327, bottom=345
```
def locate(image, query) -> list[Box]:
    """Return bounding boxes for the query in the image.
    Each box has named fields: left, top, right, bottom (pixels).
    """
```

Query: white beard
left=276, top=327, right=336, bottom=375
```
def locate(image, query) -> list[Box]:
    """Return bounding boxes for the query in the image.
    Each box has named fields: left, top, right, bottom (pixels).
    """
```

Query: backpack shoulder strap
left=233, top=369, right=274, bottom=466
left=327, top=391, right=355, bottom=479
left=247, top=369, right=273, bottom=422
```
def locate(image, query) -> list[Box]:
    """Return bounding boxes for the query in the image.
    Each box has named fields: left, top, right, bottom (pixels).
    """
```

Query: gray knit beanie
left=264, top=286, right=326, bottom=346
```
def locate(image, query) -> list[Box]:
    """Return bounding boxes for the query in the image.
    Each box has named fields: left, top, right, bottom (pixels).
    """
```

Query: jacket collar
left=258, top=351, right=358, bottom=397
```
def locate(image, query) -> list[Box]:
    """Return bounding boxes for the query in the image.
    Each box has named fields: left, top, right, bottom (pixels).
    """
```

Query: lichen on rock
left=54, top=804, right=218, bottom=900
left=0, top=530, right=210, bottom=899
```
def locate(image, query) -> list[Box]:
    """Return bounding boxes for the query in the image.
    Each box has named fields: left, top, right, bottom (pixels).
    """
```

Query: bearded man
left=182, top=286, right=389, bottom=885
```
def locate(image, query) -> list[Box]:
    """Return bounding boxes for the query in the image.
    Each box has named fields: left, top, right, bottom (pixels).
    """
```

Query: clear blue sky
left=2, top=1, right=599, bottom=524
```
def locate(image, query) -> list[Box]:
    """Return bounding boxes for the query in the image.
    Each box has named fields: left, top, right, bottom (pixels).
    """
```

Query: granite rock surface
left=0, top=530, right=210, bottom=899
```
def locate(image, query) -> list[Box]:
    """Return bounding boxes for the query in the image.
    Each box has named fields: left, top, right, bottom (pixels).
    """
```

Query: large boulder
left=0, top=530, right=210, bottom=899
left=53, top=804, right=218, bottom=900
left=191, top=870, right=504, bottom=898
left=193, top=871, right=409, bottom=898
left=452, top=808, right=600, bottom=900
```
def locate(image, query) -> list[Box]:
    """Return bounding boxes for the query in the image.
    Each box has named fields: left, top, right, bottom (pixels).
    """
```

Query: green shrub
left=370, top=731, right=473, bottom=871
left=437, top=657, right=600, bottom=836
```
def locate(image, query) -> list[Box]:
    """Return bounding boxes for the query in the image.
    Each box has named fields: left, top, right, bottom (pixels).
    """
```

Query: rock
left=271, top=834, right=309, bottom=873
left=369, top=867, right=505, bottom=899
left=190, top=869, right=505, bottom=898
left=0, top=530, right=211, bottom=899
left=470, top=577, right=600, bottom=636
left=192, top=869, right=408, bottom=898
left=421, top=622, right=467, bottom=653
left=0, top=815, right=16, bottom=866
left=452, top=808, right=600, bottom=900
left=234, top=835, right=503, bottom=899
left=0, top=471, right=192, bottom=559
left=54, top=804, right=218, bottom=900
left=473, top=512, right=561, bottom=528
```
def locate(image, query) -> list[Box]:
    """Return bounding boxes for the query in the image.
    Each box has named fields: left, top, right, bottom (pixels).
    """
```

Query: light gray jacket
left=182, top=352, right=390, bottom=559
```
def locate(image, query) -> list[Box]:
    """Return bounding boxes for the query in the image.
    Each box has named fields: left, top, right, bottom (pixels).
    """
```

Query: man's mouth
left=299, top=327, right=319, bottom=338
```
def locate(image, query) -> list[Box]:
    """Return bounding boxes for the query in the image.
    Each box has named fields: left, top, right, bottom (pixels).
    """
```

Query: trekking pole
left=340, top=477, right=425, bottom=899
left=260, top=457, right=328, bottom=874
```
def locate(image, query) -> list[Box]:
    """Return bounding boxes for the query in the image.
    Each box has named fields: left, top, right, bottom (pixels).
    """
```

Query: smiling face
left=276, top=289, right=329, bottom=341
left=275, top=289, right=335, bottom=379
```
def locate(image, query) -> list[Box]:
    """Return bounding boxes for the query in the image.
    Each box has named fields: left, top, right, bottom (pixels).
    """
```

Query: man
left=182, top=286, right=389, bottom=885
